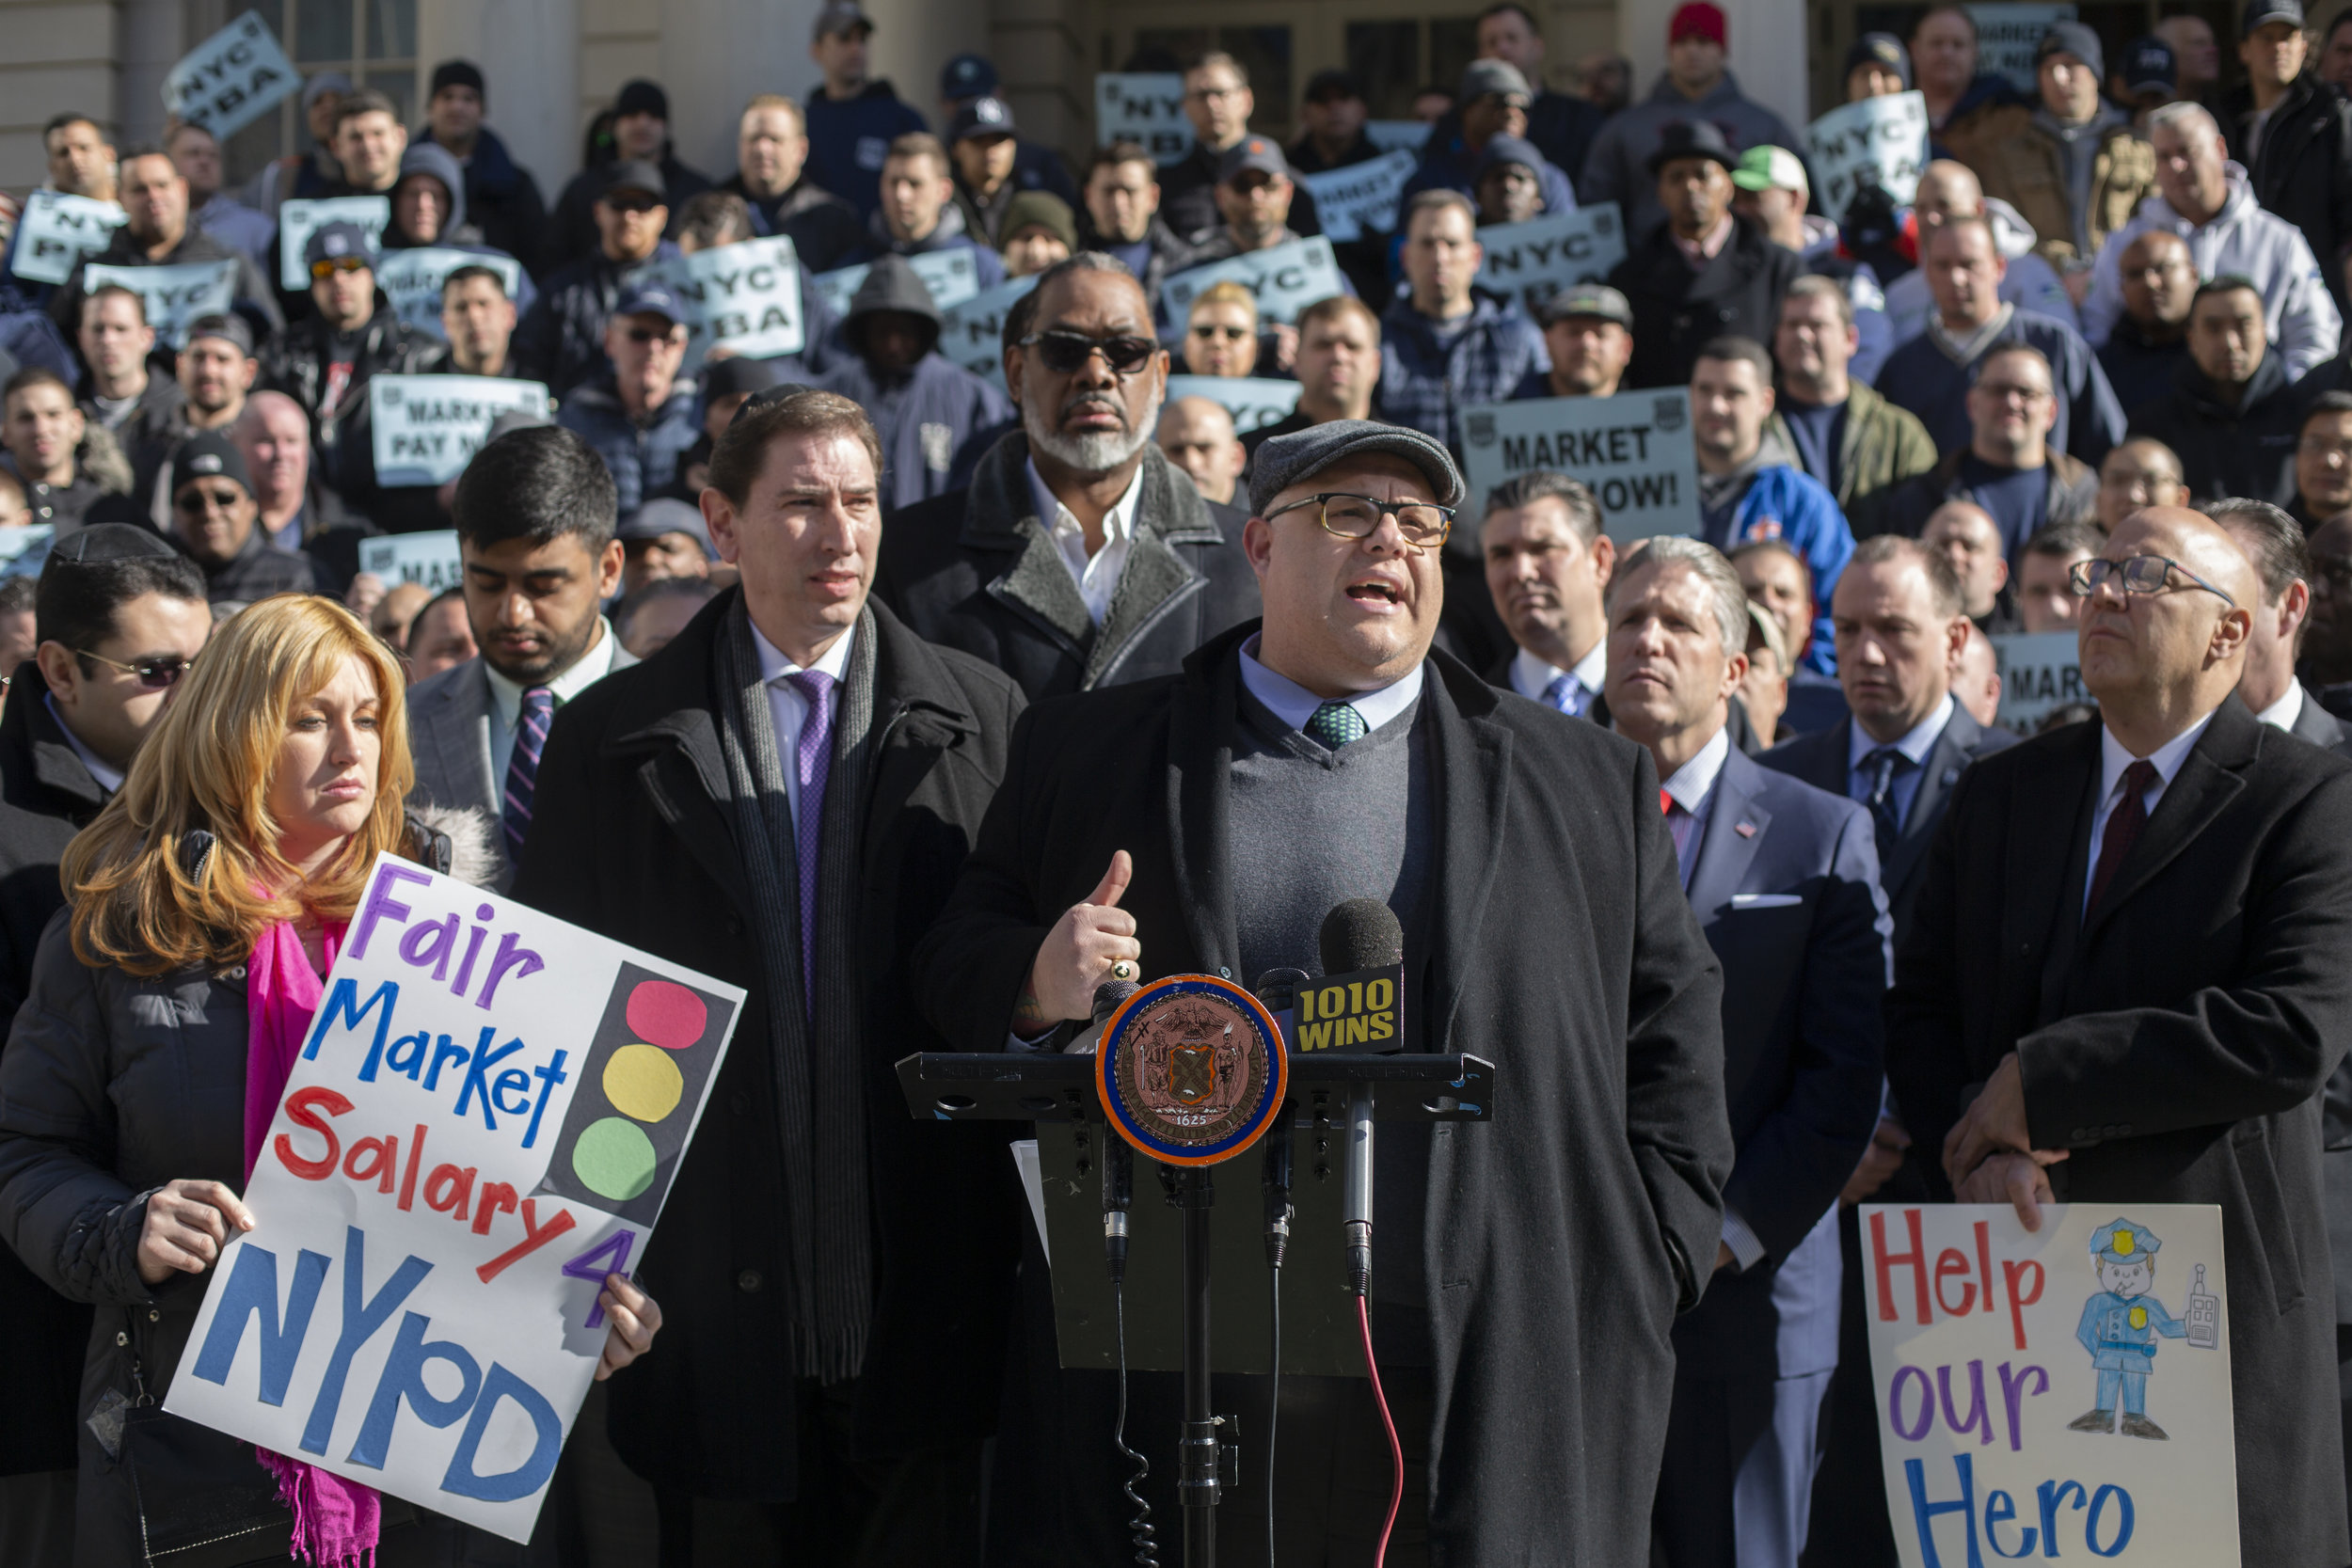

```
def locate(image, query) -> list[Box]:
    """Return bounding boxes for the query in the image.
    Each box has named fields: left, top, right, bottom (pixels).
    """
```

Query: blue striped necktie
left=502, top=686, right=555, bottom=868
left=1541, top=673, right=1588, bottom=717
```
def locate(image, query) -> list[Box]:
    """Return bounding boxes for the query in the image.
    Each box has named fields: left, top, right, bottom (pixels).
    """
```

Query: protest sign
left=813, top=247, right=981, bottom=325
left=1096, top=73, right=1194, bottom=165
left=368, top=376, right=554, bottom=488
left=1364, top=120, right=1435, bottom=155
left=164, top=10, right=299, bottom=140
left=1809, top=91, right=1931, bottom=224
left=278, top=197, right=392, bottom=291
left=1991, top=630, right=2086, bottom=735
left=82, top=260, right=238, bottom=348
left=1296, top=150, right=1418, bottom=243
left=374, top=249, right=526, bottom=341
left=167, top=855, right=743, bottom=1541
left=644, top=235, right=806, bottom=371
left=1473, top=204, right=1628, bottom=315
left=0, top=525, right=57, bottom=579
left=1458, top=390, right=1700, bottom=540
left=1861, top=1203, right=2236, bottom=1566
left=358, top=531, right=463, bottom=594
left=1164, top=374, right=1303, bottom=433
left=1161, top=236, right=1349, bottom=326
left=935, top=275, right=1039, bottom=388
left=8, top=190, right=126, bottom=285
left=1966, top=5, right=2079, bottom=92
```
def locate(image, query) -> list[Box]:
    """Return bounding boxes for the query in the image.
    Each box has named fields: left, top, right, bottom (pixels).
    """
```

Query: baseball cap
left=1459, top=59, right=1534, bottom=106
left=1843, top=32, right=1913, bottom=90
left=1670, top=2, right=1727, bottom=47
left=951, top=97, right=1017, bottom=144
left=941, top=53, right=998, bottom=100
left=612, top=280, right=687, bottom=325
left=812, top=0, right=874, bottom=40
left=170, top=431, right=254, bottom=501
left=2243, top=0, right=2305, bottom=38
left=2120, top=36, right=2178, bottom=94
left=1534, top=283, right=1634, bottom=329
left=303, top=221, right=376, bottom=269
left=601, top=160, right=667, bottom=201
left=618, top=498, right=712, bottom=556
left=1731, top=146, right=1807, bottom=196
left=1216, top=136, right=1292, bottom=185
left=301, top=71, right=354, bottom=111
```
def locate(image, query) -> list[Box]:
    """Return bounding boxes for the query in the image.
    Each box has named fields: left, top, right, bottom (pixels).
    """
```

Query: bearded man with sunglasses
left=1888, top=504, right=2352, bottom=1566
left=880, top=252, right=1261, bottom=699
left=257, top=221, right=434, bottom=494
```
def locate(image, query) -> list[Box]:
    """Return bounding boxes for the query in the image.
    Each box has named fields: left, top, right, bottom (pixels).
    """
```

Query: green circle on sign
left=573, top=1117, right=659, bottom=1202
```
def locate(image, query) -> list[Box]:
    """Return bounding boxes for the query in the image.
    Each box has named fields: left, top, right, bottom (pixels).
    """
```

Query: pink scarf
left=245, top=914, right=380, bottom=1568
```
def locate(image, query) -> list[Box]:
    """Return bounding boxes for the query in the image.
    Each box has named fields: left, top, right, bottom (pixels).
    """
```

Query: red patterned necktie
left=2087, top=758, right=2158, bottom=912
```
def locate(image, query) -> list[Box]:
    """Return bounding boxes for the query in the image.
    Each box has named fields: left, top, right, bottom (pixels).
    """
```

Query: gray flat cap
left=1247, top=419, right=1465, bottom=516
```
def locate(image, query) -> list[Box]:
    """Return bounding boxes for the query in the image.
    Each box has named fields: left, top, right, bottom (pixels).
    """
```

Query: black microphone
left=1317, top=901, right=1400, bottom=1296
left=1071, top=976, right=1140, bottom=1056
left=1252, top=970, right=1309, bottom=1270
left=1092, top=979, right=1140, bottom=1281
left=1318, top=898, right=1404, bottom=976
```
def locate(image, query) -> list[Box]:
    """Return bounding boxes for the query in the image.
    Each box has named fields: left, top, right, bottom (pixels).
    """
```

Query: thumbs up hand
left=1014, top=850, right=1142, bottom=1032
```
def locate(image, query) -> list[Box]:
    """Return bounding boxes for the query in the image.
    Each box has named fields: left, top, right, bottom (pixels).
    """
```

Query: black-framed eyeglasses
left=2069, top=554, right=2237, bottom=607
left=309, top=256, right=369, bottom=279
left=77, top=650, right=198, bottom=689
left=1016, top=330, right=1159, bottom=376
left=1263, top=492, right=1454, bottom=550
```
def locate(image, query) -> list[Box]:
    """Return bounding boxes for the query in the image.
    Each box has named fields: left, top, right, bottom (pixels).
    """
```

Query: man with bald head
left=1890, top=503, right=2352, bottom=1565
left=2097, top=229, right=2195, bottom=391
left=1881, top=161, right=2078, bottom=343
left=916, top=418, right=1734, bottom=1565
left=1153, top=395, right=1246, bottom=505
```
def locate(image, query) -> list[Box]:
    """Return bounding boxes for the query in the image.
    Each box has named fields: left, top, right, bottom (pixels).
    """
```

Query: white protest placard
left=1809, top=91, right=1931, bottom=225
left=167, top=856, right=745, bottom=1542
left=1296, top=149, right=1418, bottom=244
left=1458, top=390, right=1700, bottom=540
left=82, top=260, right=238, bottom=348
left=1993, top=630, right=2087, bottom=735
left=1164, top=374, right=1302, bottom=434
left=358, top=531, right=463, bottom=594
left=374, top=249, right=525, bottom=341
left=935, top=275, right=1039, bottom=388
left=1160, top=235, right=1349, bottom=327
left=278, top=197, right=392, bottom=291
left=8, top=191, right=127, bottom=285
left=1364, top=120, right=1435, bottom=155
left=1473, top=203, right=1627, bottom=316
left=1096, top=73, right=1194, bottom=166
left=164, top=10, right=299, bottom=140
left=643, top=235, right=805, bottom=372
left=1966, top=4, right=2079, bottom=93
left=812, top=248, right=982, bottom=326
left=368, top=376, right=554, bottom=488
left=1861, top=1203, right=2236, bottom=1566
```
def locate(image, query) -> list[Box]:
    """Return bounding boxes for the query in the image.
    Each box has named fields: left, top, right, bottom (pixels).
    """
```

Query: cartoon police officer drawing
left=2069, top=1217, right=2212, bottom=1438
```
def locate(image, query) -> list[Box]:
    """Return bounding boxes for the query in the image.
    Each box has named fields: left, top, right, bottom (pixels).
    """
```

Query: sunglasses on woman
left=78, top=650, right=199, bottom=689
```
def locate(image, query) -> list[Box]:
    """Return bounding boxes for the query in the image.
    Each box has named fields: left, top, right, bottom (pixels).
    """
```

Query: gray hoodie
left=1577, top=71, right=1804, bottom=241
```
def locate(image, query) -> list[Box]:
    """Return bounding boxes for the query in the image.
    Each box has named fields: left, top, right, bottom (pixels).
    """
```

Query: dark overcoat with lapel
left=513, top=592, right=1028, bottom=1499
left=876, top=433, right=1263, bottom=701
left=1674, top=747, right=1891, bottom=1381
left=913, top=624, right=1736, bottom=1564
left=1886, top=700, right=2352, bottom=1566
left=1760, top=703, right=2018, bottom=942
left=2277, top=684, right=2352, bottom=1327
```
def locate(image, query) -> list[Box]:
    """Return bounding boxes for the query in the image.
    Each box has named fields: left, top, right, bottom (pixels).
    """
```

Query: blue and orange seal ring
left=1095, top=974, right=1290, bottom=1165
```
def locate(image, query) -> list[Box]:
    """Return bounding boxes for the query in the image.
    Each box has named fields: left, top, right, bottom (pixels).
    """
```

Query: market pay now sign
left=1459, top=390, right=1700, bottom=539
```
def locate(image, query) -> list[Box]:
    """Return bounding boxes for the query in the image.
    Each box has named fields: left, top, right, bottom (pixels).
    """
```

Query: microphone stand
left=1168, top=1162, right=1222, bottom=1568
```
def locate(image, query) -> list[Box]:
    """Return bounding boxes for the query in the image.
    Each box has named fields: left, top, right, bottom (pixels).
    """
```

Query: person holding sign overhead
left=0, top=594, right=662, bottom=1566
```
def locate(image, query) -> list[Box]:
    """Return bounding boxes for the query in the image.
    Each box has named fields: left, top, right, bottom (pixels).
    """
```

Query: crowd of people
left=1, top=0, right=2351, bottom=1565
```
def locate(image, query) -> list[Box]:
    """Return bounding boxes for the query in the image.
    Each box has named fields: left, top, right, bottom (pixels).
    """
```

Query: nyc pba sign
left=165, top=10, right=300, bottom=141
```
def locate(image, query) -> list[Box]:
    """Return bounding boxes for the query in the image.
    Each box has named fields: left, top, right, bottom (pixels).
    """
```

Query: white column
left=1621, top=0, right=1810, bottom=139
left=419, top=0, right=581, bottom=194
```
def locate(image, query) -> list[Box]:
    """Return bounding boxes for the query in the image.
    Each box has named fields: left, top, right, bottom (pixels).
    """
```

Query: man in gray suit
left=406, top=423, right=632, bottom=888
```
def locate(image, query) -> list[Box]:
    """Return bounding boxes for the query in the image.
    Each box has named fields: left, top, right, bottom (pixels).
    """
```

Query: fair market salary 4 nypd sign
left=936, top=275, right=1039, bottom=388
left=167, top=857, right=743, bottom=1543
left=1296, top=150, right=1418, bottom=244
left=1861, top=1203, right=2235, bottom=1566
left=369, top=376, right=553, bottom=488
left=1163, top=374, right=1302, bottom=434
left=1458, top=390, right=1701, bottom=541
left=164, top=10, right=300, bottom=141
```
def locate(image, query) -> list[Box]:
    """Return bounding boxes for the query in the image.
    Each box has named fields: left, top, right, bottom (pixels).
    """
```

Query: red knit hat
left=1670, top=2, right=1727, bottom=45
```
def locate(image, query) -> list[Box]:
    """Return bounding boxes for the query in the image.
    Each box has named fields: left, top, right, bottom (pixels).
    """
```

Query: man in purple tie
left=514, top=387, right=1027, bottom=1563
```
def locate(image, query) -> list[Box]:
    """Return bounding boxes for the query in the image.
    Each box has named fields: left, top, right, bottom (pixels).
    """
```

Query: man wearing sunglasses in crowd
left=517, top=161, right=688, bottom=397
left=257, top=221, right=435, bottom=499
left=162, top=431, right=318, bottom=604
left=0, top=523, right=212, bottom=831
left=880, top=252, right=1261, bottom=700
left=1889, top=504, right=2352, bottom=1567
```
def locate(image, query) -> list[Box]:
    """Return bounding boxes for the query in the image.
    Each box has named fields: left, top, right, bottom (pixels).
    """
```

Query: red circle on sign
left=628, top=980, right=707, bottom=1051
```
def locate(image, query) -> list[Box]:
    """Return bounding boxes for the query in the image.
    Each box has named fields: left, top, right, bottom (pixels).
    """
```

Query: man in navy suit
left=1759, top=533, right=2017, bottom=1568
left=1601, top=534, right=1892, bottom=1568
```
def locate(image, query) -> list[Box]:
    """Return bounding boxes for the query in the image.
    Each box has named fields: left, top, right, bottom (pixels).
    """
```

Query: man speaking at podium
left=914, top=420, right=1737, bottom=1564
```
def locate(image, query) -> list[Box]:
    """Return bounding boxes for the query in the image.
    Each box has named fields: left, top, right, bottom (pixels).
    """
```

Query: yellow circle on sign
left=605, top=1043, right=684, bottom=1122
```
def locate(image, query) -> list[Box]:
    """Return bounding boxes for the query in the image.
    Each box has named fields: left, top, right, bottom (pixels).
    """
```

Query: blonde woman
left=0, top=595, right=660, bottom=1566
left=1182, top=279, right=1262, bottom=377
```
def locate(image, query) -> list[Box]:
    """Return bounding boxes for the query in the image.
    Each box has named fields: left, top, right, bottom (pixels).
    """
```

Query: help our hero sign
left=639, top=235, right=807, bottom=372
left=8, top=191, right=127, bottom=285
left=81, top=260, right=238, bottom=349
left=936, top=274, right=1039, bottom=388
left=1295, top=150, right=1418, bottom=244
left=164, top=10, right=300, bottom=141
left=1458, top=390, right=1702, bottom=541
left=1160, top=235, right=1349, bottom=327
left=368, top=376, right=554, bottom=488
left=1861, top=1204, right=2236, bottom=1566
left=1096, top=73, right=1194, bottom=166
left=167, top=856, right=743, bottom=1542
left=1473, top=203, right=1628, bottom=316
left=1809, top=91, right=1931, bottom=225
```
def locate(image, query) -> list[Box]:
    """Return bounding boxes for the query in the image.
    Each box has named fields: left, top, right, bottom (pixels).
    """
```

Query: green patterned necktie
left=1306, top=701, right=1368, bottom=749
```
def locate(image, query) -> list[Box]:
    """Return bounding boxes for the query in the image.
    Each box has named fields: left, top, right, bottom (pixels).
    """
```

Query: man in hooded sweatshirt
left=380, top=142, right=539, bottom=325
left=816, top=255, right=1013, bottom=512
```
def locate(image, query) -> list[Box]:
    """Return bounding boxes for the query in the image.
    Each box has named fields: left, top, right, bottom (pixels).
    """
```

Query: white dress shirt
left=2084, top=710, right=2216, bottom=911
left=1238, top=634, right=1425, bottom=735
left=1659, top=725, right=1733, bottom=887
left=1027, top=456, right=1144, bottom=626
left=2253, top=681, right=2304, bottom=734
left=44, top=693, right=122, bottom=794
left=485, top=619, right=621, bottom=785
left=749, top=619, right=858, bottom=836
left=1510, top=639, right=1608, bottom=716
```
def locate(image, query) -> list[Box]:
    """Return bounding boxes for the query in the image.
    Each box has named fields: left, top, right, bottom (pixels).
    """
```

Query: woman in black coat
left=0, top=594, right=660, bottom=1567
